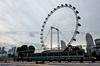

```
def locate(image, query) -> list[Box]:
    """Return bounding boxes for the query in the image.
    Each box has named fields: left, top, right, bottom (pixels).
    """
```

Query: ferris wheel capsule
left=78, top=23, right=81, bottom=26
left=69, top=4, right=72, bottom=7
left=40, top=33, right=43, bottom=35
left=77, top=16, right=81, bottom=19
left=57, top=6, right=60, bottom=8
left=41, top=29, right=43, bottom=31
left=61, top=4, right=64, bottom=7
left=73, top=38, right=76, bottom=41
left=42, top=25, right=44, bottom=27
left=48, top=14, right=50, bottom=16
left=54, top=8, right=56, bottom=11
left=76, top=31, right=80, bottom=34
left=76, top=11, right=79, bottom=14
left=65, top=4, right=68, bottom=6
left=51, top=11, right=53, bottom=13
left=73, top=7, right=76, bottom=10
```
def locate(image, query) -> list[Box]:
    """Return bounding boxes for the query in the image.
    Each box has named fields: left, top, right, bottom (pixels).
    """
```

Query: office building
left=95, top=39, right=100, bottom=46
left=8, top=49, right=12, bottom=54
left=86, top=33, right=94, bottom=48
left=0, top=47, right=7, bottom=56
left=8, top=46, right=17, bottom=56
left=2, top=47, right=5, bottom=54
left=12, top=46, right=16, bottom=55
left=86, top=33, right=95, bottom=59
left=61, top=40, right=66, bottom=50
left=0, top=47, right=1, bottom=53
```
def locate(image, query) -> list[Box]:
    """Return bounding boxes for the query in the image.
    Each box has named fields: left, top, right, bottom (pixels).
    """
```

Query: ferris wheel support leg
left=51, top=27, right=52, bottom=50
left=57, top=30, right=60, bottom=49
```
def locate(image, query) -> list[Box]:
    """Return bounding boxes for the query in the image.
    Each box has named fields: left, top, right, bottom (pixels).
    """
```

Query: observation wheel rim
left=40, top=4, right=81, bottom=49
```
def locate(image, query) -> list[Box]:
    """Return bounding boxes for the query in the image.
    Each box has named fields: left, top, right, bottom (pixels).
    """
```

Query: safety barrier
left=0, top=64, right=25, bottom=66
left=1, top=61, right=100, bottom=65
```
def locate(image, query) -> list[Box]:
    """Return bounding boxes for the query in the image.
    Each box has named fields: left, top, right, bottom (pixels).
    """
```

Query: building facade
left=86, top=33, right=95, bottom=59
left=95, top=39, right=100, bottom=46
left=61, top=40, right=66, bottom=50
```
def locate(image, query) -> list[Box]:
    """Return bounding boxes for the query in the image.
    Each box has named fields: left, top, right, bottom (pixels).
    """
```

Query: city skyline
left=0, top=0, right=100, bottom=51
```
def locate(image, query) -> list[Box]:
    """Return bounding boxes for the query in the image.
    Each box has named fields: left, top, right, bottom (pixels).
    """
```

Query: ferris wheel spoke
left=59, top=31, right=69, bottom=42
left=43, top=28, right=51, bottom=42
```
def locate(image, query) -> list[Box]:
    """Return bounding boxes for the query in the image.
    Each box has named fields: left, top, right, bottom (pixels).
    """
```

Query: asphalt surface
left=48, top=63, right=100, bottom=66
left=1, top=62, right=100, bottom=66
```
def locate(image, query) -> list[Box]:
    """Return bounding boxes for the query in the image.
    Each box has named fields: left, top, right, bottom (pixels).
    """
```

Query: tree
left=64, top=45, right=82, bottom=51
left=29, top=45, right=35, bottom=53
left=92, top=51, right=97, bottom=57
left=17, top=47, right=21, bottom=57
left=21, top=45, right=28, bottom=51
left=68, top=45, right=72, bottom=47
left=17, top=45, right=35, bottom=57
left=8, top=54, right=12, bottom=58
left=73, top=47, right=80, bottom=50
left=64, top=47, right=68, bottom=51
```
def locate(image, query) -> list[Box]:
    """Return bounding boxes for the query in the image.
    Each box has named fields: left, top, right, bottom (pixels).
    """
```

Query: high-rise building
left=0, top=47, right=1, bottom=54
left=1, top=47, right=5, bottom=54
left=86, top=33, right=95, bottom=59
left=12, top=46, right=16, bottom=55
left=94, top=39, right=100, bottom=55
left=8, top=49, right=12, bottom=54
left=0, top=47, right=1, bottom=52
left=95, top=39, right=100, bottom=46
left=8, top=46, right=17, bottom=55
left=86, top=33, right=94, bottom=48
left=61, top=40, right=66, bottom=50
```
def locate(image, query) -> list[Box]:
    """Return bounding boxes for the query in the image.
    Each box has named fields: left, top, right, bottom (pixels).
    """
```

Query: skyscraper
left=8, top=46, right=17, bottom=55
left=12, top=46, right=16, bottom=55
left=8, top=49, right=12, bottom=54
left=0, top=47, right=1, bottom=54
left=95, top=39, right=100, bottom=46
left=61, top=40, right=66, bottom=50
left=86, top=33, right=94, bottom=48
left=1, top=47, right=5, bottom=55
left=86, top=33, right=95, bottom=59
left=94, top=39, right=100, bottom=55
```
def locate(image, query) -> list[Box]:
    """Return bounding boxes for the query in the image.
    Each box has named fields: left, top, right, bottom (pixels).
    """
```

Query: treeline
left=64, top=45, right=84, bottom=51
left=17, top=45, right=35, bottom=57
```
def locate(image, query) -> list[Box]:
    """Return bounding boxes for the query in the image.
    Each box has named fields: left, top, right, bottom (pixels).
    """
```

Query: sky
left=0, top=0, right=100, bottom=52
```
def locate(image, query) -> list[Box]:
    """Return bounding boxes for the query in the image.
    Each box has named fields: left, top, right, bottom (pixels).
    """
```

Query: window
left=77, top=51, right=83, bottom=55
left=37, top=53, right=41, bottom=56
left=54, top=52, right=59, bottom=56
left=60, top=52, right=68, bottom=56
left=32, top=54, right=36, bottom=57
left=42, top=53, right=47, bottom=56
left=69, top=51, right=77, bottom=55
left=48, top=53, right=53, bottom=56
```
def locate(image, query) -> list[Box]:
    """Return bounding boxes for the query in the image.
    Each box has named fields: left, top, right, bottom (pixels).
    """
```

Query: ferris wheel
left=40, top=4, right=81, bottom=50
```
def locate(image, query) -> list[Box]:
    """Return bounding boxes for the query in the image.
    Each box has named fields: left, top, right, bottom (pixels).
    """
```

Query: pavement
left=48, top=64, right=100, bottom=66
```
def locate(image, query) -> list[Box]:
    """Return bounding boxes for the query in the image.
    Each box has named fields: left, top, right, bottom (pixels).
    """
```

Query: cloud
left=0, top=0, right=100, bottom=51
left=28, top=32, right=35, bottom=37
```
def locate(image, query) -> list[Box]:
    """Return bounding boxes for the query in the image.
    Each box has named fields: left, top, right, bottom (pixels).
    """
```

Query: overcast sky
left=0, top=0, right=100, bottom=51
